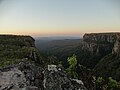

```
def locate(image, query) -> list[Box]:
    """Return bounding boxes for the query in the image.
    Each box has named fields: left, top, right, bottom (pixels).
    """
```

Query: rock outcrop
left=83, top=33, right=118, bottom=43
left=81, top=33, right=120, bottom=68
left=0, top=61, right=44, bottom=90
left=88, top=33, right=120, bottom=81
left=0, top=61, right=87, bottom=90
left=112, top=35, right=120, bottom=56
left=83, top=33, right=120, bottom=55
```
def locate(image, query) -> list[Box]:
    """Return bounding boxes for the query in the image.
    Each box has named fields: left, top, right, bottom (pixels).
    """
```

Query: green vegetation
left=66, top=54, right=78, bottom=78
left=94, top=53, right=120, bottom=90
left=65, top=54, right=120, bottom=90
left=35, top=39, right=83, bottom=68
left=0, top=35, right=43, bottom=67
left=36, top=38, right=110, bottom=69
left=94, top=54, right=120, bottom=81
left=96, top=77, right=120, bottom=90
left=65, top=54, right=96, bottom=90
left=1, top=34, right=120, bottom=90
left=96, top=77, right=105, bottom=89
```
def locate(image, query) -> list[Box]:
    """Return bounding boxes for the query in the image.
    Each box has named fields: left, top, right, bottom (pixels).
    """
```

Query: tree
left=68, top=54, right=77, bottom=68
left=66, top=54, right=78, bottom=78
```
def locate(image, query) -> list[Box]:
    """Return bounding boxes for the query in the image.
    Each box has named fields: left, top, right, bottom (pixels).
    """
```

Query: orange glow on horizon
left=0, top=27, right=120, bottom=37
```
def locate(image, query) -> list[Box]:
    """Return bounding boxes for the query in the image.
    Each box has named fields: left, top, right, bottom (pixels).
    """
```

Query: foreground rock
left=0, top=61, right=87, bottom=90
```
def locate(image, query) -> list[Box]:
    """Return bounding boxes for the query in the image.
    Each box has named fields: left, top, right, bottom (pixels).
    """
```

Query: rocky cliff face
left=0, top=61, right=87, bottom=90
left=83, top=33, right=118, bottom=43
left=83, top=33, right=120, bottom=55
left=112, top=35, right=120, bottom=56
left=79, top=33, right=120, bottom=69
left=87, top=33, right=120, bottom=80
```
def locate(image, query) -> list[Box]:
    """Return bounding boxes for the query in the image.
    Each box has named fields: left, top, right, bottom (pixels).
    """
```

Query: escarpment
left=0, top=35, right=43, bottom=67
left=112, top=35, right=120, bottom=56
left=80, top=33, right=120, bottom=68
left=83, top=33, right=120, bottom=55
left=83, top=33, right=120, bottom=81
left=0, top=33, right=120, bottom=89
left=0, top=35, right=35, bottom=47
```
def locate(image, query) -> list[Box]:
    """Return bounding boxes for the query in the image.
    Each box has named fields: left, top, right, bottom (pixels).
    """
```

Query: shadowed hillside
left=0, top=35, right=43, bottom=67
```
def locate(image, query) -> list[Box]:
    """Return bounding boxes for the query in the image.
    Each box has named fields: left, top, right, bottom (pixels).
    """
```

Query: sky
left=0, top=0, right=120, bottom=36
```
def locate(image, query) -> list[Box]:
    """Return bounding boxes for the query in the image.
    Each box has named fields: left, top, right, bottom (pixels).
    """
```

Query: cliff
left=0, top=33, right=119, bottom=89
left=0, top=35, right=43, bottom=67
left=79, top=33, right=120, bottom=68
left=83, top=33, right=120, bottom=81
left=0, top=35, right=35, bottom=47
left=83, top=33, right=120, bottom=54
left=112, top=35, right=120, bottom=56
left=83, top=33, right=119, bottom=43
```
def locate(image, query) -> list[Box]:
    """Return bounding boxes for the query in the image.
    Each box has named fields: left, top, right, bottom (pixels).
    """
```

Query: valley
left=0, top=33, right=120, bottom=90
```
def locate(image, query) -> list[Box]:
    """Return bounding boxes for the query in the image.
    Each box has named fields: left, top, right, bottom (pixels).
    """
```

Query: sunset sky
left=0, top=0, right=120, bottom=36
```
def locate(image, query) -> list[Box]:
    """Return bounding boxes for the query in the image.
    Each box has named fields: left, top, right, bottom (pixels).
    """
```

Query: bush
left=66, top=54, right=78, bottom=78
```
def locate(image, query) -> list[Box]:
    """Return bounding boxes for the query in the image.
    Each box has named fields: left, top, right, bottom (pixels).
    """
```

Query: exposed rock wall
left=83, top=33, right=120, bottom=55
left=80, top=33, right=120, bottom=69
left=87, top=33, right=120, bottom=81
left=83, top=33, right=118, bottom=43
left=112, top=35, right=120, bottom=56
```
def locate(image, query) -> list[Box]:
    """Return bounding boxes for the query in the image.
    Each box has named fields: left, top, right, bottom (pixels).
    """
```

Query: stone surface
left=112, top=35, right=120, bottom=56
left=0, top=68, right=26, bottom=90
left=47, top=65, right=58, bottom=71
left=83, top=33, right=119, bottom=43
left=0, top=62, right=87, bottom=90
left=83, top=33, right=120, bottom=55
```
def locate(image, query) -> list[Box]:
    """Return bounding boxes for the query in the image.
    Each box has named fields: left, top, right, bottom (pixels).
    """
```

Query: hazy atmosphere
left=0, top=0, right=120, bottom=36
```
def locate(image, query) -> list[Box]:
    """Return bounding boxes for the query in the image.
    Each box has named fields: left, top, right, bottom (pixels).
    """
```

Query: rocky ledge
left=0, top=61, right=87, bottom=90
